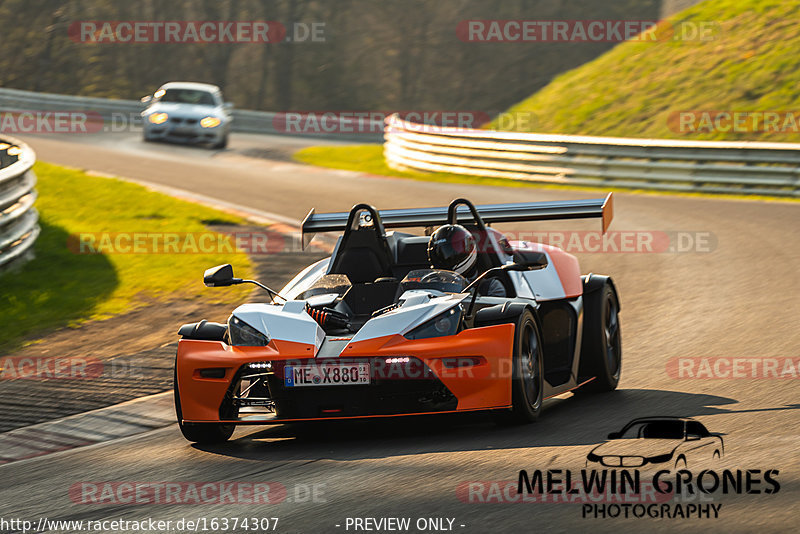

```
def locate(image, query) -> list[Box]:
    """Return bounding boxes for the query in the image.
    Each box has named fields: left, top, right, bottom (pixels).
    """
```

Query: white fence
left=0, top=135, right=38, bottom=270
left=384, top=114, right=800, bottom=197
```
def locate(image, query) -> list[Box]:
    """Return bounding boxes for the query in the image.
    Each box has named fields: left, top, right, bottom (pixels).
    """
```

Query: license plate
left=284, top=363, right=371, bottom=387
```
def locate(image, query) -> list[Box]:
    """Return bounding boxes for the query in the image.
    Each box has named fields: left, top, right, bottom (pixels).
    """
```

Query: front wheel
left=577, top=281, right=621, bottom=393
left=174, top=366, right=234, bottom=443
left=211, top=135, right=228, bottom=149
left=500, top=310, right=544, bottom=424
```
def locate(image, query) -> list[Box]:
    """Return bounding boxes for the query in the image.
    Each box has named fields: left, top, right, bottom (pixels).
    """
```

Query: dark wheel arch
left=174, top=360, right=234, bottom=444
left=577, top=276, right=621, bottom=393
left=473, top=301, right=533, bottom=328
left=582, top=274, right=620, bottom=311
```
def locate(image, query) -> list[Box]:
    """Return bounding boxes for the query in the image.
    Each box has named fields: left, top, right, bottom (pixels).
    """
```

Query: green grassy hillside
left=496, top=0, right=800, bottom=141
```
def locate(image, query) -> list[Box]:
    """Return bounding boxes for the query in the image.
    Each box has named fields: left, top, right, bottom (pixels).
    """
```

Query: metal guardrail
left=384, top=114, right=800, bottom=197
left=0, top=87, right=384, bottom=142
left=0, top=135, right=38, bottom=270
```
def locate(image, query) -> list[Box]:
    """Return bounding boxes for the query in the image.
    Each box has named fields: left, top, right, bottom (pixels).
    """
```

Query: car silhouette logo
left=586, top=417, right=724, bottom=469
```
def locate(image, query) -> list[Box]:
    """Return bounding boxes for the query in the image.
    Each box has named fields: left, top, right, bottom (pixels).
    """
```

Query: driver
left=427, top=224, right=506, bottom=297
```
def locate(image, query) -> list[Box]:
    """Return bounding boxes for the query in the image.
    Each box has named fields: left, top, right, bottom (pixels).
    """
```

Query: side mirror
left=513, top=250, right=548, bottom=270
left=204, top=264, right=237, bottom=287
left=223, top=101, right=234, bottom=111
left=607, top=432, right=621, bottom=440
left=140, top=95, right=152, bottom=105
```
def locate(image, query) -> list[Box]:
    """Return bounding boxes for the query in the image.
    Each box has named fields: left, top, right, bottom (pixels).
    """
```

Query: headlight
left=200, top=116, right=221, bottom=128
left=148, top=112, right=168, bottom=124
left=646, top=452, right=674, bottom=464
left=229, top=316, right=269, bottom=346
left=404, top=306, right=461, bottom=340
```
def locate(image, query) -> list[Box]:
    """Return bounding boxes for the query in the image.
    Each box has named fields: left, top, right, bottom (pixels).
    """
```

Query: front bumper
left=176, top=324, right=515, bottom=424
left=143, top=119, right=225, bottom=144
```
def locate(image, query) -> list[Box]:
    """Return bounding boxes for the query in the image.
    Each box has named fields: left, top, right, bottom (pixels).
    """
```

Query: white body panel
left=349, top=292, right=466, bottom=343
left=511, top=241, right=568, bottom=301
left=232, top=302, right=325, bottom=351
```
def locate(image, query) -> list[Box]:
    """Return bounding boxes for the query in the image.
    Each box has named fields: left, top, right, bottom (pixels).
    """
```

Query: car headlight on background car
left=228, top=316, right=269, bottom=346
left=200, top=116, right=221, bottom=128
left=404, top=306, right=462, bottom=340
left=148, top=112, right=168, bottom=124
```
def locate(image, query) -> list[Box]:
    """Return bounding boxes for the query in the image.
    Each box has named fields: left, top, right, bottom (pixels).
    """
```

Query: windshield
left=156, top=88, right=216, bottom=106
left=294, top=273, right=352, bottom=300
left=620, top=420, right=684, bottom=440
left=400, top=269, right=467, bottom=294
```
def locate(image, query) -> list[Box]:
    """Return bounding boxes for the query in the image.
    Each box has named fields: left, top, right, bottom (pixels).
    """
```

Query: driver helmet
left=428, top=224, right=477, bottom=277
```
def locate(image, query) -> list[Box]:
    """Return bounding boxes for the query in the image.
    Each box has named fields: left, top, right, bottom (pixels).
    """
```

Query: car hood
left=145, top=102, right=222, bottom=119
left=590, top=439, right=679, bottom=457
left=231, top=291, right=465, bottom=356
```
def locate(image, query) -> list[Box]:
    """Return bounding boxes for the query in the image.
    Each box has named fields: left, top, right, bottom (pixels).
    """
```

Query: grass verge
left=0, top=161, right=252, bottom=350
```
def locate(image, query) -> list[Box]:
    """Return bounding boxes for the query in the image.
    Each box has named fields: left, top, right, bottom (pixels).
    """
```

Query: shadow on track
left=193, top=388, right=746, bottom=462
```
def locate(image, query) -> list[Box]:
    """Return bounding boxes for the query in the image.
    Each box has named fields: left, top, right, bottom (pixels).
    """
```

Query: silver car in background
left=141, top=82, right=232, bottom=148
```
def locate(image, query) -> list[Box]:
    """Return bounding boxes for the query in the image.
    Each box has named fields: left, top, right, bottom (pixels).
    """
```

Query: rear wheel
left=174, top=365, right=234, bottom=443
left=577, top=282, right=621, bottom=393
left=500, top=310, right=544, bottom=423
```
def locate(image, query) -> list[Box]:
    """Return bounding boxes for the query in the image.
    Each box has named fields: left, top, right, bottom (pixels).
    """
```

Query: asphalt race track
left=2, top=130, right=798, bottom=533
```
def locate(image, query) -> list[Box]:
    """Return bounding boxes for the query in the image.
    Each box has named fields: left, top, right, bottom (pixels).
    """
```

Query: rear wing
left=301, top=193, right=613, bottom=248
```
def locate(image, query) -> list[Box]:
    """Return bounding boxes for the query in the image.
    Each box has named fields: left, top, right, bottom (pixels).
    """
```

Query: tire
left=499, top=310, right=544, bottom=424
left=577, top=281, right=621, bottom=393
left=174, top=365, right=234, bottom=444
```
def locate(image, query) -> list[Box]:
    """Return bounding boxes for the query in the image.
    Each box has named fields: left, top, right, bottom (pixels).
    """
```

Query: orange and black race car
left=174, top=195, right=621, bottom=443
